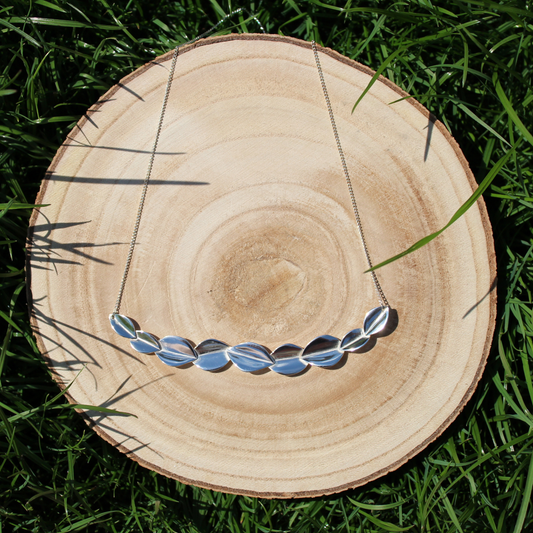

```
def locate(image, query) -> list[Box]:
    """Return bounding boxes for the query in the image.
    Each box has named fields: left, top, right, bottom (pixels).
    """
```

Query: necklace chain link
left=113, top=9, right=264, bottom=315
left=311, top=42, right=388, bottom=308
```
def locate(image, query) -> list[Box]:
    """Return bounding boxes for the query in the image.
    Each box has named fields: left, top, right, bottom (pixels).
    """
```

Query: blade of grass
left=358, top=509, right=413, bottom=531
left=7, top=16, right=123, bottom=30
left=352, top=46, right=407, bottom=112
left=494, top=77, right=533, bottom=147
left=367, top=145, right=516, bottom=271
left=513, top=452, right=533, bottom=533
left=34, top=0, right=68, bottom=13
left=0, top=17, right=42, bottom=47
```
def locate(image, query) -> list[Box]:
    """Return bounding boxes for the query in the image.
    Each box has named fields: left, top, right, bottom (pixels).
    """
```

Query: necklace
left=109, top=25, right=391, bottom=376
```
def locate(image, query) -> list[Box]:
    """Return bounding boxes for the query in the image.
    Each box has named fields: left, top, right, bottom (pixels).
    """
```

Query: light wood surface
left=28, top=34, right=496, bottom=497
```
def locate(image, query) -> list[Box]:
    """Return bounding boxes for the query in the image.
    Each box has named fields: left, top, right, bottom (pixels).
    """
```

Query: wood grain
left=27, top=34, right=496, bottom=498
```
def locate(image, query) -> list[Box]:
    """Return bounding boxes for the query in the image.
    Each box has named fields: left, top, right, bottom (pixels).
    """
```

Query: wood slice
left=27, top=34, right=496, bottom=498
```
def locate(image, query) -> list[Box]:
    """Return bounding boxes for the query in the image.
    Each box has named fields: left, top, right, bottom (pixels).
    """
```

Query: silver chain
left=113, top=10, right=264, bottom=315
left=312, top=41, right=388, bottom=308
left=113, top=28, right=388, bottom=315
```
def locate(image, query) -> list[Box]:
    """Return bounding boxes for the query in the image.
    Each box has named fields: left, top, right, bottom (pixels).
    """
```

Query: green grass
left=1, top=0, right=532, bottom=531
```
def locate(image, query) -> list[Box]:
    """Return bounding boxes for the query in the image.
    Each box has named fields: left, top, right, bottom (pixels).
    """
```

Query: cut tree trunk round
left=27, top=34, right=496, bottom=498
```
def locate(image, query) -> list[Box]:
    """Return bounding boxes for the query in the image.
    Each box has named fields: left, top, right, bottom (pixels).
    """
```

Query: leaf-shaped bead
left=130, top=331, right=161, bottom=353
left=194, top=339, right=230, bottom=371
left=157, top=336, right=197, bottom=366
left=271, top=344, right=306, bottom=375
left=302, top=335, right=344, bottom=367
left=363, top=306, right=390, bottom=336
left=340, top=328, right=370, bottom=352
left=227, top=343, right=274, bottom=372
left=109, top=314, right=136, bottom=339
